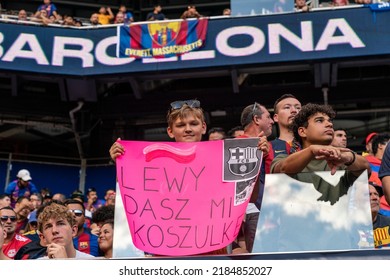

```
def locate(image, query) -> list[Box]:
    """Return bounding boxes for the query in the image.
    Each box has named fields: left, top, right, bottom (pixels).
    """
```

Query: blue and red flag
left=118, top=18, right=208, bottom=59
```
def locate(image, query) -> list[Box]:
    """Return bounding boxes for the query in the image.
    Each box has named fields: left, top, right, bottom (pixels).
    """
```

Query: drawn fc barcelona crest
left=223, top=138, right=263, bottom=182
left=228, top=147, right=259, bottom=176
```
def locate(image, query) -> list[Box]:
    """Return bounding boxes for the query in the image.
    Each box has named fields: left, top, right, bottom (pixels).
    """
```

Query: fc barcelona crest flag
left=117, top=18, right=209, bottom=59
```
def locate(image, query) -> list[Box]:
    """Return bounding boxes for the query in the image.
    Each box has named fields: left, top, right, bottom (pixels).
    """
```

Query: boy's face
left=274, top=98, right=301, bottom=128
left=299, top=112, right=334, bottom=146
left=167, top=114, right=206, bottom=142
left=40, top=217, right=77, bottom=247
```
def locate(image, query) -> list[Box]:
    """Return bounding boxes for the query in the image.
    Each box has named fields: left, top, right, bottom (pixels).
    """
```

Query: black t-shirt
left=14, top=240, right=47, bottom=260
left=146, top=12, right=165, bottom=21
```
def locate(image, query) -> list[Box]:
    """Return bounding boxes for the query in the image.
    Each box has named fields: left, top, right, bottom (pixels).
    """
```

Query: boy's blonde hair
left=38, top=203, right=75, bottom=232
left=166, top=105, right=205, bottom=128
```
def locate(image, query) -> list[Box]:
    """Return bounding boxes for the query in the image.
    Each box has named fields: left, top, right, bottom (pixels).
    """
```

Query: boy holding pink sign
left=109, top=100, right=269, bottom=256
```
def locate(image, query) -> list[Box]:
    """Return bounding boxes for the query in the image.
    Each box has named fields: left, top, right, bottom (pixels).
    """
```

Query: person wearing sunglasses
left=65, top=199, right=100, bottom=257
left=0, top=222, right=10, bottom=260
left=14, top=196, right=33, bottom=235
left=236, top=102, right=273, bottom=253
left=0, top=206, right=31, bottom=259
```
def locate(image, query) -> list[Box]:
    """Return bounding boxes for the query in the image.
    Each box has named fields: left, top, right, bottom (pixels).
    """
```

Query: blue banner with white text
left=0, top=7, right=390, bottom=76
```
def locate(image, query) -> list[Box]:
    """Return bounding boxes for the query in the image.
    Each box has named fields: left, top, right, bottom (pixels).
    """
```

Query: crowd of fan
left=0, top=0, right=231, bottom=28
left=0, top=170, right=116, bottom=259
left=0, top=0, right=371, bottom=28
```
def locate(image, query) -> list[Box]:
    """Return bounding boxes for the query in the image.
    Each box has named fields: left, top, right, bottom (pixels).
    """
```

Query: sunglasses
left=170, top=100, right=200, bottom=111
left=242, top=102, right=259, bottom=127
left=1, top=216, right=17, bottom=222
left=68, top=209, right=84, bottom=217
left=252, top=102, right=259, bottom=116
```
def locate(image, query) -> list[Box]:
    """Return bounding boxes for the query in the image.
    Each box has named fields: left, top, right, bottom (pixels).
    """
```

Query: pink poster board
left=116, top=138, right=262, bottom=256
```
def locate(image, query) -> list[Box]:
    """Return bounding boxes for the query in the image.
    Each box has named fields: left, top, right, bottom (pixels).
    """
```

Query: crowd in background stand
left=1, top=168, right=116, bottom=259
left=0, top=0, right=371, bottom=28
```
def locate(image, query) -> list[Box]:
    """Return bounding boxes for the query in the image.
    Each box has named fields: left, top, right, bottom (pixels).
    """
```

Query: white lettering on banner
left=95, top=36, right=135, bottom=66
left=52, top=36, right=94, bottom=67
left=2, top=33, right=49, bottom=65
left=216, top=26, right=265, bottom=57
left=315, top=18, right=365, bottom=51
left=378, top=2, right=390, bottom=8
left=268, top=22, right=314, bottom=54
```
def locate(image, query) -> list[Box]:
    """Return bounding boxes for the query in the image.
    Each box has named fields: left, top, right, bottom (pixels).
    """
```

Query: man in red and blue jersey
left=65, top=200, right=100, bottom=257
left=35, top=0, right=60, bottom=20
left=270, top=94, right=302, bottom=163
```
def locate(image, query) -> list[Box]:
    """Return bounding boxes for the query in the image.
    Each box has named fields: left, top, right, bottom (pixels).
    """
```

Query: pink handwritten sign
left=116, top=138, right=262, bottom=256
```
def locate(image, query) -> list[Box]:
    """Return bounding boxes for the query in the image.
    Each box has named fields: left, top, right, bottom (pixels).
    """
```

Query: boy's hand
left=47, top=243, right=67, bottom=259
left=109, top=138, right=125, bottom=162
left=311, top=145, right=353, bottom=175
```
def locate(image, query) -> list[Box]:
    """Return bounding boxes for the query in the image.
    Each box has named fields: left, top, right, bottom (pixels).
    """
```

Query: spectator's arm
left=107, top=7, right=114, bottom=20
left=344, top=153, right=370, bottom=178
left=272, top=145, right=317, bottom=173
left=14, top=199, right=33, bottom=214
left=52, top=10, right=60, bottom=21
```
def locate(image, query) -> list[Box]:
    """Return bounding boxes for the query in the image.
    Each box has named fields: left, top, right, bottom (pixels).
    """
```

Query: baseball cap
left=28, top=211, right=37, bottom=223
left=71, top=190, right=85, bottom=201
left=17, top=169, right=32, bottom=181
left=365, top=132, right=378, bottom=145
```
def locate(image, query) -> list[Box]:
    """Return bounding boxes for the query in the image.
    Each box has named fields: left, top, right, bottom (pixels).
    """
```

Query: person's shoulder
left=15, top=233, right=32, bottom=244
left=366, top=155, right=381, bottom=165
left=76, top=250, right=95, bottom=259
left=83, top=227, right=98, bottom=238
left=270, top=138, right=289, bottom=155
left=270, top=153, right=288, bottom=173
left=376, top=214, right=390, bottom=227
left=29, top=181, right=37, bottom=187
left=6, top=180, right=17, bottom=188
left=378, top=214, right=390, bottom=222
